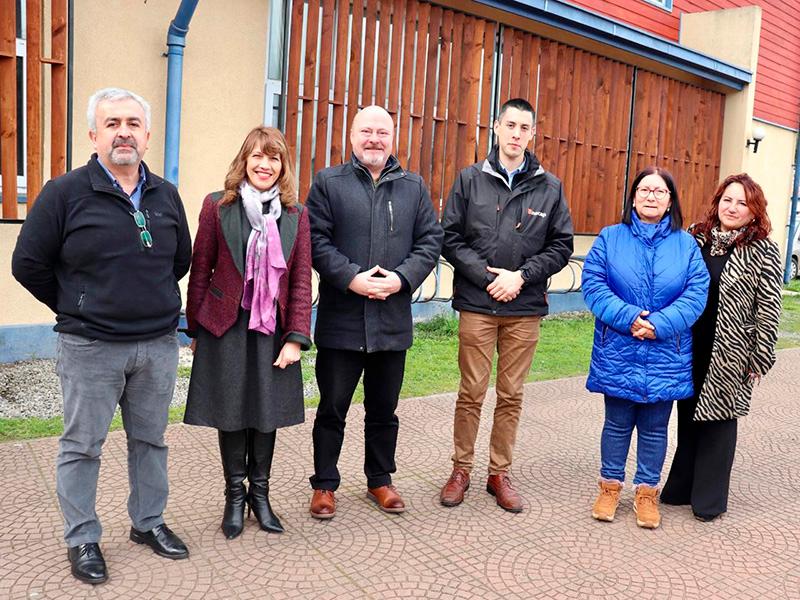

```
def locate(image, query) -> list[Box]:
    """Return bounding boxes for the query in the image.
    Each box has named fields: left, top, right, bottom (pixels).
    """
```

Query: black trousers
left=661, top=396, right=738, bottom=518
left=310, top=347, right=407, bottom=490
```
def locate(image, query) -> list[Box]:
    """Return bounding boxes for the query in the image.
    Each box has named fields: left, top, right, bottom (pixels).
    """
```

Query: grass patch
left=4, top=293, right=800, bottom=442
left=777, top=289, right=800, bottom=349
left=0, top=405, right=188, bottom=443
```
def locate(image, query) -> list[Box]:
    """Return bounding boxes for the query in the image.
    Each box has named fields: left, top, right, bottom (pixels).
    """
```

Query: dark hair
left=621, top=166, right=683, bottom=231
left=497, top=98, right=535, bottom=123
left=692, top=173, right=771, bottom=246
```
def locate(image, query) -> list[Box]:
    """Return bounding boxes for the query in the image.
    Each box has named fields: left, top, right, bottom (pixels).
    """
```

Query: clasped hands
left=486, top=267, right=524, bottom=303
left=631, top=310, right=656, bottom=340
left=349, top=265, right=402, bottom=300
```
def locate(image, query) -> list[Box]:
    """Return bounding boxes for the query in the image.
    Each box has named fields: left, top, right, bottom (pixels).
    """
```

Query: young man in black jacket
left=306, top=105, right=443, bottom=519
left=439, top=98, right=574, bottom=512
left=12, top=88, right=192, bottom=584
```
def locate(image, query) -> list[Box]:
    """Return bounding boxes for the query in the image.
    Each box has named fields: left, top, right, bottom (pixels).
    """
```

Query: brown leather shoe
left=310, top=489, right=336, bottom=520
left=367, top=485, right=406, bottom=513
left=440, top=468, right=470, bottom=507
left=486, top=473, right=523, bottom=513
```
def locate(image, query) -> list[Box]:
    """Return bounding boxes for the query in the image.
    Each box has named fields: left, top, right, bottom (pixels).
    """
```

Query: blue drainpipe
left=164, top=0, right=200, bottom=186
left=784, top=122, right=800, bottom=283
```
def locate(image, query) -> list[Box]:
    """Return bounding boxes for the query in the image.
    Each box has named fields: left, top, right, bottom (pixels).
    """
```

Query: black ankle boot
left=219, top=430, right=248, bottom=539
left=246, top=429, right=284, bottom=533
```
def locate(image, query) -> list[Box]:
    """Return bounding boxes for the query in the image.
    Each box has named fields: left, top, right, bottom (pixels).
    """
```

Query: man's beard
left=109, top=138, right=140, bottom=166
left=360, top=148, right=387, bottom=167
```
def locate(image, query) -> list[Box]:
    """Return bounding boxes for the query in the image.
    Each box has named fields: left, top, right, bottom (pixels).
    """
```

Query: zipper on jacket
left=676, top=333, right=681, bottom=353
left=77, top=292, right=85, bottom=312
left=388, top=200, right=394, bottom=232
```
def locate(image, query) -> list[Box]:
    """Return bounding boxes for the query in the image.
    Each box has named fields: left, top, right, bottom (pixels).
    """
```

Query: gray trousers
left=55, top=332, right=179, bottom=547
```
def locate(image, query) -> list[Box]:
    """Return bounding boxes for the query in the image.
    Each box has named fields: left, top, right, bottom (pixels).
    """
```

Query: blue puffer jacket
left=582, top=213, right=709, bottom=403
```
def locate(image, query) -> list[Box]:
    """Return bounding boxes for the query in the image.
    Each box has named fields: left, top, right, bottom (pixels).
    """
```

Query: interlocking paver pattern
left=2, top=349, right=800, bottom=599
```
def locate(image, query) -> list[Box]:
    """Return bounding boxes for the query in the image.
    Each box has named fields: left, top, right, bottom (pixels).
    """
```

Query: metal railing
left=310, top=256, right=586, bottom=306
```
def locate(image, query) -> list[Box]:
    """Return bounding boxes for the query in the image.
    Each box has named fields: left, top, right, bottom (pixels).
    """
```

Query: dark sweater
left=12, top=155, right=192, bottom=341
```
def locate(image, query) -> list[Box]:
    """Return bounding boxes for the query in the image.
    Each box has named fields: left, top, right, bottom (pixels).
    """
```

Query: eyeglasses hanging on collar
left=131, top=210, right=153, bottom=248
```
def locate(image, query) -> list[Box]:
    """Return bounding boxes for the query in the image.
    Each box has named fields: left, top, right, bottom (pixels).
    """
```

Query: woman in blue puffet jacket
left=582, top=166, right=709, bottom=529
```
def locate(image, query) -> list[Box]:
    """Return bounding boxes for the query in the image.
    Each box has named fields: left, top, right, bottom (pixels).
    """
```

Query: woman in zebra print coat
left=661, top=173, right=783, bottom=521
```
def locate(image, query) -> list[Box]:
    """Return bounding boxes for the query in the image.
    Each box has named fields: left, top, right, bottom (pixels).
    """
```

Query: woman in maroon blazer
left=184, top=126, right=312, bottom=539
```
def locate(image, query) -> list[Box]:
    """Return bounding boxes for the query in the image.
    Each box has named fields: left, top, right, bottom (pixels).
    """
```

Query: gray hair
left=87, top=87, right=151, bottom=132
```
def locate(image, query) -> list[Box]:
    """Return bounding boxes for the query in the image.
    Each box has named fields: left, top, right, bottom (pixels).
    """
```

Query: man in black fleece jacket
left=12, top=88, right=192, bottom=585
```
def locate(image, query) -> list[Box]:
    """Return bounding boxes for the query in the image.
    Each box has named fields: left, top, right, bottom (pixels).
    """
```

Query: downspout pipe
left=164, top=0, right=200, bottom=186
left=784, top=122, right=800, bottom=284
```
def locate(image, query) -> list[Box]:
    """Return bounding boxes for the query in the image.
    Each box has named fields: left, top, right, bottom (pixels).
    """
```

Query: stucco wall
left=71, top=0, right=269, bottom=226
left=681, top=6, right=797, bottom=261
left=1, top=1, right=269, bottom=328
left=1, top=223, right=56, bottom=325
left=744, top=122, right=798, bottom=257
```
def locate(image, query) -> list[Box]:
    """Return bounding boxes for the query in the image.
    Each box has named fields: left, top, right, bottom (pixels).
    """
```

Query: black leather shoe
left=694, top=512, right=722, bottom=522
left=67, top=543, right=108, bottom=584
left=130, top=524, right=189, bottom=560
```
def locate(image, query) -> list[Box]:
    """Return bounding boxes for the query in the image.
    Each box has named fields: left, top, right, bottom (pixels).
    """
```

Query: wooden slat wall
left=0, top=0, right=68, bottom=219
left=285, top=0, right=498, bottom=214
left=26, top=0, right=43, bottom=203
left=523, top=39, right=633, bottom=233
left=50, top=0, right=67, bottom=179
left=285, top=0, right=725, bottom=232
left=0, top=0, right=18, bottom=218
left=629, top=70, right=724, bottom=226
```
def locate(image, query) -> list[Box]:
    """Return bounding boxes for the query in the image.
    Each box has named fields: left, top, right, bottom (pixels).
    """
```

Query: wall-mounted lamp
left=746, top=126, right=766, bottom=153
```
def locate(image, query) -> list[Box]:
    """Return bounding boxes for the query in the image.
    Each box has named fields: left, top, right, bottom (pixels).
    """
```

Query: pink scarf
left=240, top=182, right=287, bottom=334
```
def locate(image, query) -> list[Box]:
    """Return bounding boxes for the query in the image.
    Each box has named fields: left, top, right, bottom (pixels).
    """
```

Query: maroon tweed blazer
left=186, top=192, right=313, bottom=348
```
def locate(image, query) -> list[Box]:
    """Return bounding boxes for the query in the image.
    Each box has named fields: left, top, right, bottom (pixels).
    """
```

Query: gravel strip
left=0, top=348, right=194, bottom=420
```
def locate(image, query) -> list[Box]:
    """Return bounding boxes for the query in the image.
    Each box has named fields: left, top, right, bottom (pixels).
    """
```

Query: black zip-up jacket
left=441, top=147, right=574, bottom=316
left=306, top=154, right=443, bottom=352
left=11, top=155, right=192, bottom=341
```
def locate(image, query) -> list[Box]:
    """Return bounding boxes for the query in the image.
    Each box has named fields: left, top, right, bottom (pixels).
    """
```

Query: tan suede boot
left=633, top=484, right=661, bottom=529
left=591, top=480, right=623, bottom=522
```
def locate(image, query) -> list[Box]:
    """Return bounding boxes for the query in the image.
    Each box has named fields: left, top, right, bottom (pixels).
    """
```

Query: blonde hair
left=221, top=126, right=297, bottom=207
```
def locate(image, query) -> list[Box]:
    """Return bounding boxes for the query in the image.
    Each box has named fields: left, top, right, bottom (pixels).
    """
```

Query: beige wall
left=71, top=0, right=269, bottom=226
left=681, top=6, right=798, bottom=261
left=1, top=1, right=269, bottom=327
left=744, top=122, right=798, bottom=256
left=1, top=224, right=56, bottom=324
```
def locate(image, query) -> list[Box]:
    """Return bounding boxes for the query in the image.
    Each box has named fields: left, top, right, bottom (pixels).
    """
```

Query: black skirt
left=184, top=309, right=305, bottom=433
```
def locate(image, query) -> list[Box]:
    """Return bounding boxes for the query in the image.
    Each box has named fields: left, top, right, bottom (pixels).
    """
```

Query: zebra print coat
left=694, top=233, right=783, bottom=421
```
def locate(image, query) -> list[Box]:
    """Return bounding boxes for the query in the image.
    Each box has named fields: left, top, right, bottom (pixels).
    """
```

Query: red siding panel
left=566, top=0, right=800, bottom=127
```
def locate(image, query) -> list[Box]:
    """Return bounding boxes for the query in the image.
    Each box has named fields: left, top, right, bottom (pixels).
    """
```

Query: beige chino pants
left=452, top=310, right=541, bottom=475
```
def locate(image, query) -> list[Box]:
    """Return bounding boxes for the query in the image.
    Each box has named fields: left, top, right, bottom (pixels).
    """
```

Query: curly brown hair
left=692, top=173, right=771, bottom=247
left=220, top=126, right=297, bottom=207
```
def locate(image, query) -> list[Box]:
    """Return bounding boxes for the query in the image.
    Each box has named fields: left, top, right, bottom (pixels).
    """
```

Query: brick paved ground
left=2, top=349, right=799, bottom=600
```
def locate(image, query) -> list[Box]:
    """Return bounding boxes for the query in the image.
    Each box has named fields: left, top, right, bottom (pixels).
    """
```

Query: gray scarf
left=239, top=181, right=281, bottom=231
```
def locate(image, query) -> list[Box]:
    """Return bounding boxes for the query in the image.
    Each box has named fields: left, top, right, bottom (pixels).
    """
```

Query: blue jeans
left=600, top=395, right=673, bottom=487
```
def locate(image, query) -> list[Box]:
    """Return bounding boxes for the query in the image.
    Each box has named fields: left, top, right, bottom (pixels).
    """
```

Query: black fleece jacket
left=12, top=155, right=192, bottom=341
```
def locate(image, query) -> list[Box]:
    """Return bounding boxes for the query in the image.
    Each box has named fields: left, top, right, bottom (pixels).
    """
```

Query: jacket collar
left=482, top=146, right=543, bottom=190
left=219, top=196, right=298, bottom=275
left=86, top=153, right=163, bottom=195
left=350, top=153, right=404, bottom=186
left=630, top=211, right=672, bottom=242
